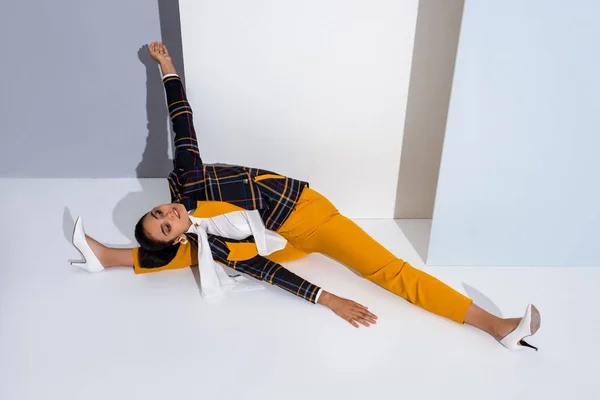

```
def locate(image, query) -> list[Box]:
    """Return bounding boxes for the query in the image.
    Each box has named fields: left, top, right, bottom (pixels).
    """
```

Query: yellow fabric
left=133, top=199, right=308, bottom=273
left=277, top=188, right=473, bottom=324
left=225, top=241, right=308, bottom=262
left=133, top=237, right=307, bottom=273
left=191, top=199, right=308, bottom=262
left=192, top=200, right=246, bottom=217
left=253, top=174, right=286, bottom=182
left=225, top=242, right=258, bottom=261
left=132, top=187, right=472, bottom=324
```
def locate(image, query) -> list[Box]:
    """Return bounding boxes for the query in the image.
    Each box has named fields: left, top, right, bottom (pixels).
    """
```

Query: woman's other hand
left=318, top=291, right=378, bottom=328
left=149, top=41, right=172, bottom=64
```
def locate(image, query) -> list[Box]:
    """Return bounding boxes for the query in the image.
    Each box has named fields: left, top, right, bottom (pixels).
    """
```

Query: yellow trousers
left=277, top=188, right=472, bottom=324
left=133, top=188, right=472, bottom=323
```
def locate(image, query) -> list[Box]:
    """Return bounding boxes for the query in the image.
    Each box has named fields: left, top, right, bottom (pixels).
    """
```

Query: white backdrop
left=178, top=0, right=419, bottom=217
left=429, top=0, right=600, bottom=266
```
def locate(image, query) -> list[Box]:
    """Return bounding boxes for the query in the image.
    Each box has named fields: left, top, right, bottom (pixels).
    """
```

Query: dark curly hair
left=134, top=212, right=181, bottom=269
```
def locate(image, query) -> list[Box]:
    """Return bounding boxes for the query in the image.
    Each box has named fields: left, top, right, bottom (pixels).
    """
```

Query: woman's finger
left=358, top=309, right=378, bottom=324
left=351, top=301, right=378, bottom=321
left=359, top=314, right=377, bottom=325
left=344, top=314, right=359, bottom=328
left=351, top=310, right=373, bottom=326
left=357, top=307, right=378, bottom=321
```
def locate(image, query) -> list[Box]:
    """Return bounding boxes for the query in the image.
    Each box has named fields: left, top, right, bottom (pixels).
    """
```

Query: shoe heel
left=70, top=261, right=86, bottom=266
left=499, top=304, right=541, bottom=351
left=519, top=339, right=538, bottom=351
left=70, top=217, right=104, bottom=273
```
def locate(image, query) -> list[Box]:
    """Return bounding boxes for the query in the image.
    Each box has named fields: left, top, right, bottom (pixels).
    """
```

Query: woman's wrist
left=317, top=291, right=334, bottom=307
left=159, top=58, right=177, bottom=76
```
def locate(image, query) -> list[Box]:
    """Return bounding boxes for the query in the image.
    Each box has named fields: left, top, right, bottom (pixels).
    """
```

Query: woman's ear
left=175, top=234, right=189, bottom=245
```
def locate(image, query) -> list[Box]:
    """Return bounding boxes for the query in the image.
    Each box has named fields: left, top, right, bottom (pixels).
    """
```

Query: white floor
left=1, top=179, right=599, bottom=400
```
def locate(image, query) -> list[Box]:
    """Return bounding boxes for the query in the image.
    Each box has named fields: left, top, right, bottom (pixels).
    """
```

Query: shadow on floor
left=394, top=219, right=503, bottom=317
left=461, top=282, right=504, bottom=318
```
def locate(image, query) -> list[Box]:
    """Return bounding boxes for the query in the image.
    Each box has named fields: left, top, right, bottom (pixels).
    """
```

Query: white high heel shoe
left=71, top=216, right=105, bottom=273
left=500, top=304, right=541, bottom=351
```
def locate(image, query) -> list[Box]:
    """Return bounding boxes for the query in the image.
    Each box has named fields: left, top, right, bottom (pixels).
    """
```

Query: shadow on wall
left=112, top=0, right=187, bottom=244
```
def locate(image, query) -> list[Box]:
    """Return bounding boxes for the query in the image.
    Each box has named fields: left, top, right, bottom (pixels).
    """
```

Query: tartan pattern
left=207, top=234, right=321, bottom=301
left=148, top=75, right=320, bottom=303
left=253, top=172, right=308, bottom=232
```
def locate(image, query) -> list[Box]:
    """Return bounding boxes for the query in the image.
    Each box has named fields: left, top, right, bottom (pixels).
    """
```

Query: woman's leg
left=85, top=236, right=134, bottom=268
left=278, top=189, right=519, bottom=339
left=464, top=304, right=521, bottom=341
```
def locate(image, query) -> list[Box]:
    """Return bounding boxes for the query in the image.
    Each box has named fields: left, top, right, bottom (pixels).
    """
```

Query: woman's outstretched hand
left=149, top=41, right=177, bottom=76
left=318, top=291, right=378, bottom=328
left=149, top=41, right=172, bottom=64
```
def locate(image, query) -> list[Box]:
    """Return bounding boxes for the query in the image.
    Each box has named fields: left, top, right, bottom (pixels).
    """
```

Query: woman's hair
left=134, top=213, right=170, bottom=251
left=134, top=213, right=181, bottom=269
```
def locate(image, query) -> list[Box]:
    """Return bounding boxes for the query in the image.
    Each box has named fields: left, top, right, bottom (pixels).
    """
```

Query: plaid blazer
left=143, top=75, right=320, bottom=303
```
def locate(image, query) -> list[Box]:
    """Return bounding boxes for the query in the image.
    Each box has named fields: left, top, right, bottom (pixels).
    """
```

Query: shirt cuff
left=314, top=288, right=323, bottom=304
left=162, top=73, right=179, bottom=79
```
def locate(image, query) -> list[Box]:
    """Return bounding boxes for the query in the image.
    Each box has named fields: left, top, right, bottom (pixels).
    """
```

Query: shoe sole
left=530, top=304, right=541, bottom=336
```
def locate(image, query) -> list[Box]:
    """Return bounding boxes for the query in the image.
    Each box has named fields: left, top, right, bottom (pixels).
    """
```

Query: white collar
left=185, top=209, right=287, bottom=301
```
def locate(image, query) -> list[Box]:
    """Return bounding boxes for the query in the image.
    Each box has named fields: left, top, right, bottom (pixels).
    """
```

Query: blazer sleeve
left=207, top=234, right=322, bottom=303
left=163, top=75, right=202, bottom=172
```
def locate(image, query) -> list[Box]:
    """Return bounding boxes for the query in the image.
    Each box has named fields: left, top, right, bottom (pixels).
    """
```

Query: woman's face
left=142, top=203, right=191, bottom=244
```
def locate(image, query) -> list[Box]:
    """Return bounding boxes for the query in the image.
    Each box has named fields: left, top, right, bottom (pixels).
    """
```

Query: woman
left=72, top=42, right=541, bottom=351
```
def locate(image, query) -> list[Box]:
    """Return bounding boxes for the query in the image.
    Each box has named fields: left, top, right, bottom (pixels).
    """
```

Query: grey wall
left=0, top=0, right=185, bottom=178
left=394, top=0, right=464, bottom=218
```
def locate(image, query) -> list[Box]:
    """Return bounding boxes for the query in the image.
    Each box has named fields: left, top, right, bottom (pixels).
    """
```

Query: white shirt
left=189, top=210, right=287, bottom=257
left=165, top=71, right=322, bottom=303
left=187, top=209, right=322, bottom=303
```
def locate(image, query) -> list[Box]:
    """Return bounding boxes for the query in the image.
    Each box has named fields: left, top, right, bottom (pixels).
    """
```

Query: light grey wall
left=394, top=0, right=464, bottom=219
left=429, top=0, right=600, bottom=266
left=179, top=0, right=420, bottom=218
left=0, top=0, right=185, bottom=178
